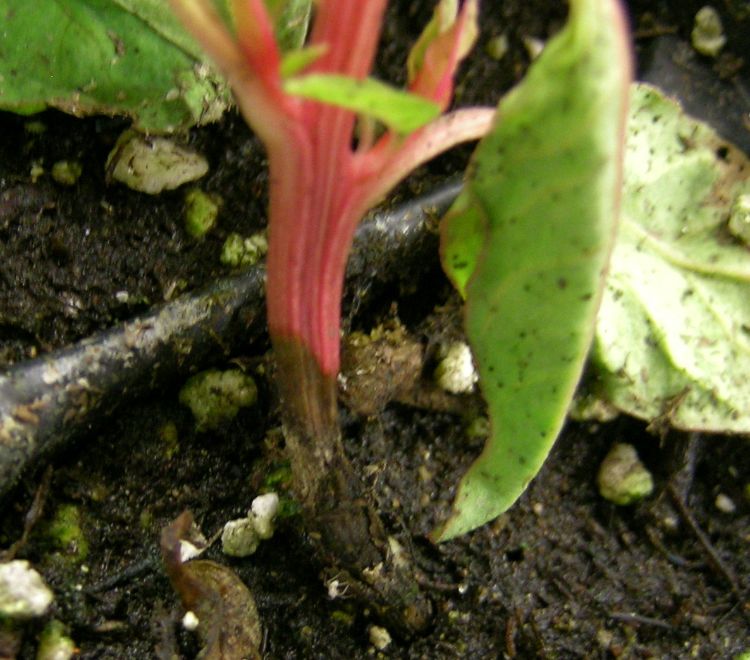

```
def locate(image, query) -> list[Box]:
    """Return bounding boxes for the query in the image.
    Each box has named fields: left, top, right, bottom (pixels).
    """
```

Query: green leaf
left=588, top=83, right=750, bottom=432
left=280, top=45, right=327, bottom=78
left=407, top=0, right=458, bottom=82
left=0, top=0, right=230, bottom=132
left=435, top=0, right=630, bottom=540
left=283, top=74, right=441, bottom=134
left=111, top=0, right=208, bottom=59
left=265, top=0, right=312, bottom=50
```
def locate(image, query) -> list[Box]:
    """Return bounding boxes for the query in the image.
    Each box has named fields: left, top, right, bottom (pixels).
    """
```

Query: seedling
left=170, top=0, right=494, bottom=629
left=170, top=0, right=631, bottom=627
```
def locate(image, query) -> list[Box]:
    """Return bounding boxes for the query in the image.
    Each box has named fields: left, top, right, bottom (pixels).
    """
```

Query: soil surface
left=1, top=1, right=749, bottom=658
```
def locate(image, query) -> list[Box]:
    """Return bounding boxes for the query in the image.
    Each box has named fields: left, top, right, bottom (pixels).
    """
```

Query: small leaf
left=435, top=0, right=631, bottom=540
left=283, top=74, right=441, bottom=134
left=407, top=0, right=459, bottom=82
left=406, top=0, right=478, bottom=108
left=590, top=83, right=750, bottom=432
left=280, top=44, right=327, bottom=78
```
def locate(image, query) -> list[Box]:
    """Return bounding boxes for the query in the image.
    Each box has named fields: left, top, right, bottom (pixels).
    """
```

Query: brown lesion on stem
left=273, top=337, right=433, bottom=635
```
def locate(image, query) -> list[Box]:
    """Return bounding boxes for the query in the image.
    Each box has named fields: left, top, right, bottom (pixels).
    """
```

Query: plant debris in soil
left=1, top=1, right=749, bottom=658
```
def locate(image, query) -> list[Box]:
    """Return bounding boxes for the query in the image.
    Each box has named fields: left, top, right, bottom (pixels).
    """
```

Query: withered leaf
left=161, top=511, right=262, bottom=660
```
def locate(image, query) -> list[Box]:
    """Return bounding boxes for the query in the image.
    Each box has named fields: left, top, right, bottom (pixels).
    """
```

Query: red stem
left=171, top=0, right=492, bottom=383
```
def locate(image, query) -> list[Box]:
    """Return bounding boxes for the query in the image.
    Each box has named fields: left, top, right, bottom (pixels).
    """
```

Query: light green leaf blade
left=283, top=74, right=441, bottom=134
left=0, top=0, right=230, bottom=132
left=280, top=45, right=327, bottom=78
left=111, top=0, right=207, bottom=59
left=265, top=0, right=312, bottom=50
left=435, top=0, right=631, bottom=541
left=590, top=83, right=750, bottom=432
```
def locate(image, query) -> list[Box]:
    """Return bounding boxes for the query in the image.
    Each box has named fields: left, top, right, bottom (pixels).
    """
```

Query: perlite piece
left=0, top=560, right=54, bottom=619
left=221, top=493, right=280, bottom=557
left=368, top=625, right=392, bottom=651
left=184, top=189, right=219, bottom=238
left=597, top=443, right=654, bottom=505
left=51, top=160, right=83, bottom=186
left=220, top=232, right=269, bottom=267
left=107, top=130, right=208, bottom=194
left=691, top=6, right=726, bottom=57
left=179, top=369, right=257, bottom=431
left=36, top=620, right=76, bottom=660
left=434, top=341, right=478, bottom=394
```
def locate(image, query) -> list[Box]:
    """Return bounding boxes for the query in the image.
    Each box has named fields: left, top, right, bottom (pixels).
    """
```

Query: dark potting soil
left=1, top=1, right=749, bottom=658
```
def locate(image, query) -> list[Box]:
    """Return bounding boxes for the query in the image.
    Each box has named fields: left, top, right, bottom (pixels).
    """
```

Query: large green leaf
left=589, top=84, right=750, bottom=432
left=0, top=0, right=230, bottom=132
left=111, top=0, right=207, bottom=59
left=435, top=0, right=630, bottom=540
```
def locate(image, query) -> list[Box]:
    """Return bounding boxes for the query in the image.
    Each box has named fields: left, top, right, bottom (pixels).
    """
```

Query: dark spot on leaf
left=557, top=277, right=568, bottom=289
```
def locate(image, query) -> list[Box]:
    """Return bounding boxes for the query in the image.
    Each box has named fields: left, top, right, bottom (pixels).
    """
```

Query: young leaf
left=406, top=0, right=478, bottom=109
left=283, top=74, right=441, bottom=134
left=435, top=0, right=631, bottom=541
left=280, top=44, right=328, bottom=78
left=589, top=83, right=750, bottom=432
left=407, top=0, right=460, bottom=82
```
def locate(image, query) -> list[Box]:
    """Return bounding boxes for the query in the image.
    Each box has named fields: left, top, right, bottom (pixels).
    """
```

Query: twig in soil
left=0, top=267, right=266, bottom=500
left=85, top=555, right=159, bottom=593
left=504, top=613, right=518, bottom=658
left=0, top=183, right=459, bottom=501
left=666, top=482, right=746, bottom=611
left=0, top=465, right=52, bottom=561
left=632, top=25, right=678, bottom=40
left=153, top=601, right=180, bottom=660
left=644, top=524, right=699, bottom=569
left=609, top=610, right=674, bottom=630
left=664, top=432, right=701, bottom=501
left=414, top=574, right=466, bottom=593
